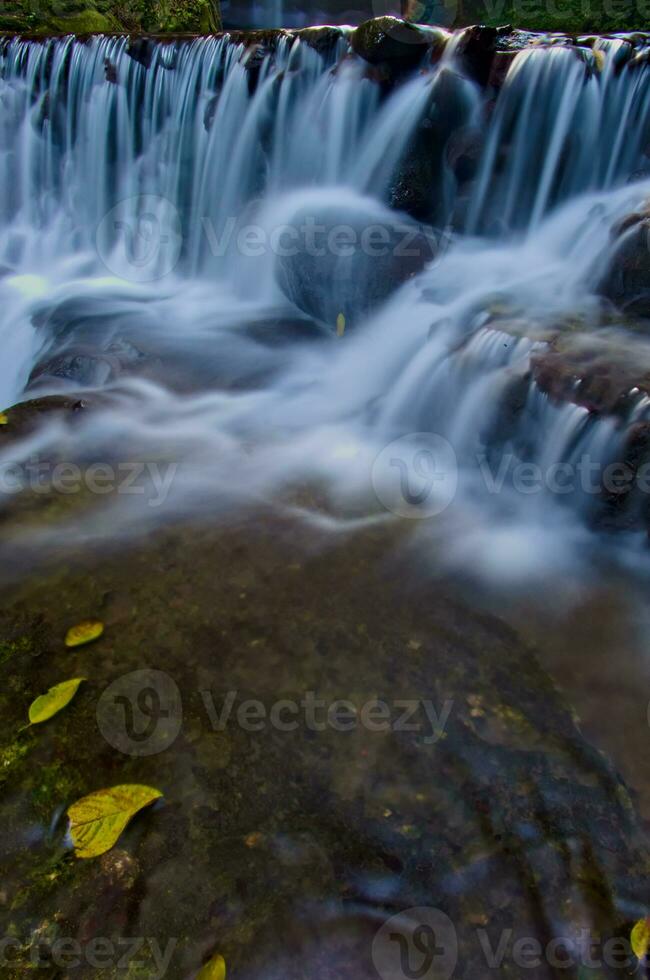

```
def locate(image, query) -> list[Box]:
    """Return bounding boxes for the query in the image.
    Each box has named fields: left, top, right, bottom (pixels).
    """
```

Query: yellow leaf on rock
left=592, top=48, right=606, bottom=72
left=0, top=412, right=8, bottom=425
left=631, top=918, right=650, bottom=961
left=65, top=620, right=104, bottom=648
left=67, top=784, right=162, bottom=859
left=28, top=677, right=86, bottom=725
left=196, top=953, right=226, bottom=980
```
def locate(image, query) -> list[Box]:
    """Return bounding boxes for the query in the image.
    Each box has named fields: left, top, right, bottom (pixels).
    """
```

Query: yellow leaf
left=336, top=313, right=345, bottom=337
left=28, top=677, right=86, bottom=725
left=592, top=48, right=606, bottom=72
left=65, top=620, right=104, bottom=648
left=631, top=918, right=650, bottom=961
left=0, top=412, right=8, bottom=425
left=196, top=953, right=226, bottom=980
left=67, top=784, right=163, bottom=859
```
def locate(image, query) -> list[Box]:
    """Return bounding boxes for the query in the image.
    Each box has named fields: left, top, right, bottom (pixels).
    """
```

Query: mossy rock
left=0, top=0, right=222, bottom=35
left=350, top=16, right=431, bottom=68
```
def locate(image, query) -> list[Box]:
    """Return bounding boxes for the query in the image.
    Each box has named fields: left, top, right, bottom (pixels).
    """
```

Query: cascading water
left=2, top=29, right=650, bottom=581
left=7, top=28, right=650, bottom=979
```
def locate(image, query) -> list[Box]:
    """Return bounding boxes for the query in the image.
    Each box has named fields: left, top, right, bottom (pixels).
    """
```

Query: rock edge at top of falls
left=3, top=19, right=650, bottom=88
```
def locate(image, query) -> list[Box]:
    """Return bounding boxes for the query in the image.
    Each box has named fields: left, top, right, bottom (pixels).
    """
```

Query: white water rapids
left=2, top=30, right=650, bottom=584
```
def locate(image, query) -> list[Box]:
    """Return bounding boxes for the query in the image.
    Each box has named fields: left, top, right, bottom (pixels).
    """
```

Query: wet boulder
left=28, top=339, right=150, bottom=392
left=454, top=25, right=510, bottom=87
left=597, top=206, right=650, bottom=317
left=274, top=192, right=438, bottom=329
left=0, top=395, right=90, bottom=447
left=293, top=26, right=346, bottom=57
left=390, top=68, right=478, bottom=224
left=29, top=349, right=116, bottom=389
left=350, top=17, right=431, bottom=71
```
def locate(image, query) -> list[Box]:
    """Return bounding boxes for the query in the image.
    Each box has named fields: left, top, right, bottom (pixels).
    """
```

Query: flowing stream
left=4, top=28, right=650, bottom=979
left=2, top=32, right=650, bottom=586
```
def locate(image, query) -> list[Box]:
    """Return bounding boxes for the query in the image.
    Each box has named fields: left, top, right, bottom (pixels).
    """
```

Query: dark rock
left=628, top=48, right=650, bottom=70
left=240, top=41, right=285, bottom=95
left=293, top=26, right=345, bottom=57
left=0, top=394, right=93, bottom=445
left=445, top=124, right=483, bottom=183
left=29, top=349, right=117, bottom=389
left=204, top=93, right=219, bottom=131
left=104, top=58, right=118, bottom=84
left=487, top=50, right=518, bottom=89
left=275, top=194, right=438, bottom=328
left=455, top=25, right=504, bottom=87
left=595, top=420, right=650, bottom=533
left=597, top=208, right=650, bottom=318
left=390, top=67, right=476, bottom=224
left=126, top=38, right=155, bottom=70
left=481, top=368, right=531, bottom=448
left=350, top=17, right=430, bottom=71
left=28, top=338, right=149, bottom=391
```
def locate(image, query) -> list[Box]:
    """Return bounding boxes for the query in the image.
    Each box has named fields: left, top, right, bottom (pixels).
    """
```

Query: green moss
left=0, top=0, right=221, bottom=34
left=409, top=0, right=645, bottom=36
left=49, top=9, right=118, bottom=31
left=30, top=760, right=79, bottom=820
left=0, top=635, right=36, bottom=667
left=0, top=736, right=31, bottom=785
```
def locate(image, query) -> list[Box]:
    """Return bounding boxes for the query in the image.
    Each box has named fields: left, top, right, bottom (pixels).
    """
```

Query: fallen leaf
left=196, top=953, right=226, bottom=980
left=65, top=620, right=104, bottom=648
left=631, top=918, right=650, bottom=961
left=0, top=412, right=8, bottom=425
left=67, top=784, right=162, bottom=859
left=592, top=48, right=606, bottom=72
left=28, top=677, right=86, bottom=725
left=336, top=313, right=345, bottom=337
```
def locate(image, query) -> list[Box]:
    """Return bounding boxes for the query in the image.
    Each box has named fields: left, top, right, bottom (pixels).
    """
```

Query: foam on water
left=2, top=32, right=650, bottom=583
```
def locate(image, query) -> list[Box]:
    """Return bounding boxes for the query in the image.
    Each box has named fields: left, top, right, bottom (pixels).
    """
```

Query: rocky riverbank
left=1, top=514, right=649, bottom=978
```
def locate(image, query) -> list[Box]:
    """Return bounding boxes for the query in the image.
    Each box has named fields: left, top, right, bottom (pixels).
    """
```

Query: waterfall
left=2, top=30, right=650, bottom=578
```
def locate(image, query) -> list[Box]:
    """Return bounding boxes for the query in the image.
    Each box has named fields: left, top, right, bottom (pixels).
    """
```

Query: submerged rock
left=0, top=394, right=90, bottom=445
left=0, top=518, right=649, bottom=978
left=597, top=206, right=650, bottom=317
left=275, top=193, right=438, bottom=329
